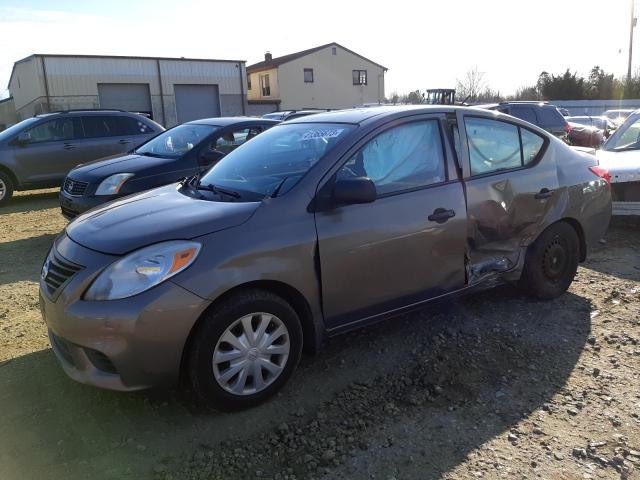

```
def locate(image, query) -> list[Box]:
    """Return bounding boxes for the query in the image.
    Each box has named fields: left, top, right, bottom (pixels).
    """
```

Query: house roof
left=246, top=42, right=388, bottom=73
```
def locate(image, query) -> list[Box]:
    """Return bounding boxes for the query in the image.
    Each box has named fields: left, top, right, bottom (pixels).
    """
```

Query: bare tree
left=456, top=67, right=486, bottom=103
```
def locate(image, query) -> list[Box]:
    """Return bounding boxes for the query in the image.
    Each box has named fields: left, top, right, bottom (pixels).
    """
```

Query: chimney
left=265, top=51, right=272, bottom=62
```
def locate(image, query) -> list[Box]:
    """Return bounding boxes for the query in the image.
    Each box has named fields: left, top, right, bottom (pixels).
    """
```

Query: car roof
left=188, top=117, right=280, bottom=126
left=284, top=105, right=456, bottom=125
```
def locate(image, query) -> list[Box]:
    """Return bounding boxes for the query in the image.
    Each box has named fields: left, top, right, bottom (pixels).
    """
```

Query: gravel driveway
left=1, top=189, right=638, bottom=480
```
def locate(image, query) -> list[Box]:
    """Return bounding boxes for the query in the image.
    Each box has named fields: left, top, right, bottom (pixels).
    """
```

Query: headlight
left=84, top=241, right=201, bottom=301
left=95, top=173, right=134, bottom=196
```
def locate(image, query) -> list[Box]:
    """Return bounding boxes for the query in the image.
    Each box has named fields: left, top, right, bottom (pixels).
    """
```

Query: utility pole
left=628, top=0, right=636, bottom=82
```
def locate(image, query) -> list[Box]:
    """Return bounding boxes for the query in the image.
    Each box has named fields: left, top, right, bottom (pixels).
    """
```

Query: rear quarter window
left=538, top=107, right=566, bottom=128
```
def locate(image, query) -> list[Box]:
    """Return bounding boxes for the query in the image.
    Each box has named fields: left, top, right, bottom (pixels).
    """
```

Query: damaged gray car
left=39, top=106, right=612, bottom=409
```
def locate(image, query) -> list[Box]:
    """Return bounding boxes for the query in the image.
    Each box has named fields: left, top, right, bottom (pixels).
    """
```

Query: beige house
left=246, top=43, right=387, bottom=112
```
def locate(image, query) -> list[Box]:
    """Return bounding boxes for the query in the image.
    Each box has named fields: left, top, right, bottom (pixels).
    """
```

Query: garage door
left=98, top=83, right=152, bottom=116
left=174, top=84, right=220, bottom=123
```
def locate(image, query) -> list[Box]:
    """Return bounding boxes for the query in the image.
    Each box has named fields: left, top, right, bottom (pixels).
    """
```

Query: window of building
left=247, top=74, right=252, bottom=90
left=337, top=120, right=445, bottom=196
left=26, top=118, right=81, bottom=143
left=304, top=68, right=314, bottom=83
left=332, top=47, right=337, bottom=55
left=465, top=117, right=545, bottom=175
left=260, top=74, right=271, bottom=97
left=352, top=70, right=367, bottom=85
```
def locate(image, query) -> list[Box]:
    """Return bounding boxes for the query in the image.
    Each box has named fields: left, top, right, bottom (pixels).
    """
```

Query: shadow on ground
left=582, top=216, right=640, bottom=281
left=0, top=234, right=58, bottom=284
left=0, top=189, right=60, bottom=215
left=0, top=287, right=591, bottom=480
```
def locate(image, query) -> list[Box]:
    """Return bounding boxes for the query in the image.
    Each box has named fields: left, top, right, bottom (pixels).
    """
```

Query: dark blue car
left=59, top=117, right=278, bottom=219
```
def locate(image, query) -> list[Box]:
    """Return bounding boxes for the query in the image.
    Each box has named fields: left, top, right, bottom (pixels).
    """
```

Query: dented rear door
left=457, top=111, right=560, bottom=283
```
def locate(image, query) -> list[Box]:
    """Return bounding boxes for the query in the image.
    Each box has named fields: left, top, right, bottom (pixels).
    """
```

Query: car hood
left=66, top=184, right=260, bottom=255
left=69, top=153, right=176, bottom=181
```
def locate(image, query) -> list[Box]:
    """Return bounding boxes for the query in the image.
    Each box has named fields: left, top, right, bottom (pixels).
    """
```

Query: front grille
left=63, top=178, right=89, bottom=197
left=50, top=331, right=76, bottom=367
left=42, top=250, right=83, bottom=298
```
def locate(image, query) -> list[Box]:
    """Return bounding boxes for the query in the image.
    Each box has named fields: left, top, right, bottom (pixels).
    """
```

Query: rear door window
left=510, top=106, right=538, bottom=125
left=465, top=117, right=546, bottom=175
left=119, top=117, right=155, bottom=136
left=538, top=107, right=566, bottom=128
left=26, top=117, right=83, bottom=143
left=82, top=116, right=125, bottom=138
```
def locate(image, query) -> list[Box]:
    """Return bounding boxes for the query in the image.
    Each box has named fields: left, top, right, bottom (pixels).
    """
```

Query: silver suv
left=0, top=110, right=163, bottom=205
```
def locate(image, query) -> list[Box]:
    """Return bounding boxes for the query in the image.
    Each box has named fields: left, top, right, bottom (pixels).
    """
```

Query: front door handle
left=63, top=143, right=76, bottom=150
left=428, top=208, right=456, bottom=224
left=535, top=188, right=554, bottom=199
left=118, top=139, right=131, bottom=145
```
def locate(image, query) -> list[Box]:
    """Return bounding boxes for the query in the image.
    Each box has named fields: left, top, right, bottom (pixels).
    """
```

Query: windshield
left=604, top=114, right=640, bottom=151
left=0, top=117, right=40, bottom=142
left=136, top=124, right=217, bottom=158
left=199, top=122, right=355, bottom=198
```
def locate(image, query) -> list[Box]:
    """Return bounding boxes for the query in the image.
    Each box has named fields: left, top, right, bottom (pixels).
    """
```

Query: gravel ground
left=0, top=189, right=639, bottom=480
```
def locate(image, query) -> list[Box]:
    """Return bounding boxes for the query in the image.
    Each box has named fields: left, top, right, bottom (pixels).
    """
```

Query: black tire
left=518, top=222, right=579, bottom=300
left=187, top=289, right=303, bottom=411
left=0, top=171, right=14, bottom=206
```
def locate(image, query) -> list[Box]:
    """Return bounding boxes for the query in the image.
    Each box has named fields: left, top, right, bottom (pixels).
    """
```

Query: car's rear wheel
left=0, top=172, right=14, bottom=206
left=518, top=222, right=579, bottom=300
left=187, top=289, right=303, bottom=410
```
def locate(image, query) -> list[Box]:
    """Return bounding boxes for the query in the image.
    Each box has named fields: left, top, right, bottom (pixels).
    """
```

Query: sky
left=0, top=0, right=635, bottom=99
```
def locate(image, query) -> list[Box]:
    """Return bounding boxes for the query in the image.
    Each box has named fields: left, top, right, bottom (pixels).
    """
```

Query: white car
left=597, top=110, right=640, bottom=215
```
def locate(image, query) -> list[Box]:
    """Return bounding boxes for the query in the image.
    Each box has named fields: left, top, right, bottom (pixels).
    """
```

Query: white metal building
left=7, top=54, right=250, bottom=127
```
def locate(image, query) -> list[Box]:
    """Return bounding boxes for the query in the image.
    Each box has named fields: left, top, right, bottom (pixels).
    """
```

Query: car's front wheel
left=187, top=289, right=303, bottom=410
left=519, top=221, right=579, bottom=300
left=0, top=171, right=14, bottom=206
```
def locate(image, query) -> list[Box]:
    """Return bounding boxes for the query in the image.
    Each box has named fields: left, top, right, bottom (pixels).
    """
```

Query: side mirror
left=17, top=131, right=31, bottom=145
left=200, top=149, right=224, bottom=164
left=332, top=177, right=377, bottom=205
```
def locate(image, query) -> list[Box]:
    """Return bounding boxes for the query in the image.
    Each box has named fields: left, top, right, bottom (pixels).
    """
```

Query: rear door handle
left=63, top=144, right=76, bottom=150
left=535, top=188, right=554, bottom=199
left=428, top=208, right=456, bottom=224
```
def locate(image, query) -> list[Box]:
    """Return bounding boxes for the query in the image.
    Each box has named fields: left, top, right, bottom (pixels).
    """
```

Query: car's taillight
left=589, top=166, right=611, bottom=184
left=564, top=123, right=572, bottom=133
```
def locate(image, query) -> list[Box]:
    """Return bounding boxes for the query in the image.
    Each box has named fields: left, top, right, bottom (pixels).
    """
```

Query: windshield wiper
left=196, top=182, right=241, bottom=199
left=271, top=176, right=290, bottom=198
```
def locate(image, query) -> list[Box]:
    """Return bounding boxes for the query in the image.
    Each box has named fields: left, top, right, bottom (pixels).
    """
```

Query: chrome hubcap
left=212, top=312, right=290, bottom=396
left=0, top=179, right=5, bottom=201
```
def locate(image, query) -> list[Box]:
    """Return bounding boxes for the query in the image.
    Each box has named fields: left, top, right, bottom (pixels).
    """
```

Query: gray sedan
left=39, top=106, right=612, bottom=410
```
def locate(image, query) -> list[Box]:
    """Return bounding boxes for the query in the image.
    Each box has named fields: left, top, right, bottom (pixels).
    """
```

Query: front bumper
left=59, top=190, right=116, bottom=220
left=39, top=234, right=211, bottom=390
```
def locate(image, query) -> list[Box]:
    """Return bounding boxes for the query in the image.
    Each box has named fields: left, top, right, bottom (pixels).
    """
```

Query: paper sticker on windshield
left=301, top=128, right=344, bottom=141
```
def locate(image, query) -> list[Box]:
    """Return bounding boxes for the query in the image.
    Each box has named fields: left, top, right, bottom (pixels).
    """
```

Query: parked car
left=40, top=106, right=611, bottom=409
left=479, top=102, right=570, bottom=142
left=59, top=117, right=278, bottom=219
left=567, top=121, right=604, bottom=148
left=567, top=116, right=616, bottom=138
left=0, top=110, right=163, bottom=205
left=559, top=107, right=570, bottom=117
left=262, top=109, right=328, bottom=121
left=603, top=109, right=636, bottom=127
left=596, top=110, right=640, bottom=215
